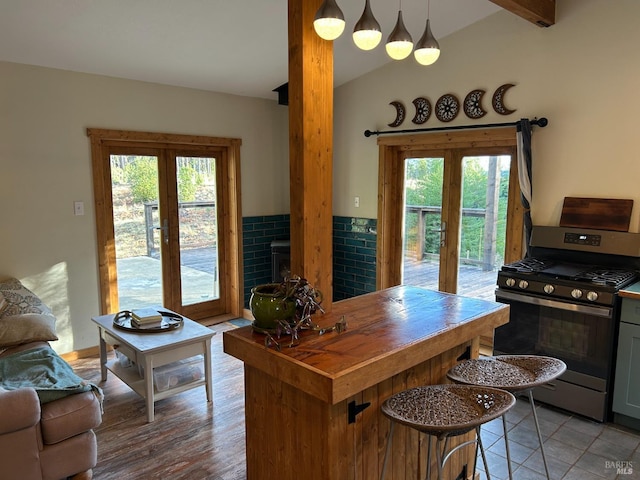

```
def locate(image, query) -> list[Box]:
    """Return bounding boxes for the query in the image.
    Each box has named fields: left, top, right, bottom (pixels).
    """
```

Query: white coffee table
left=92, top=311, right=215, bottom=422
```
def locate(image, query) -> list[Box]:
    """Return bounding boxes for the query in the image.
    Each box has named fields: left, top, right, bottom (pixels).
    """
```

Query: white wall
left=334, top=0, right=640, bottom=232
left=0, top=62, right=289, bottom=353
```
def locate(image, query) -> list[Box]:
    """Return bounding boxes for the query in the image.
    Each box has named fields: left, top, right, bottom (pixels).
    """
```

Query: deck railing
left=406, top=205, right=499, bottom=271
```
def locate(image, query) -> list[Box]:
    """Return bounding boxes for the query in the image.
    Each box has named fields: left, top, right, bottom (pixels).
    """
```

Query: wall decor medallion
left=411, top=97, right=432, bottom=124
left=463, top=89, right=487, bottom=119
left=435, top=94, right=460, bottom=122
left=388, top=101, right=406, bottom=127
left=492, top=83, right=516, bottom=115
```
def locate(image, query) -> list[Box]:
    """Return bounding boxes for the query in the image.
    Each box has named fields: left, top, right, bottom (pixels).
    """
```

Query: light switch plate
left=74, top=201, right=85, bottom=216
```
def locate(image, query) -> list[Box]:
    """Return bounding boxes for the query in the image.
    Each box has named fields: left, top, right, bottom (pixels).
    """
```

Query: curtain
left=517, top=119, right=533, bottom=257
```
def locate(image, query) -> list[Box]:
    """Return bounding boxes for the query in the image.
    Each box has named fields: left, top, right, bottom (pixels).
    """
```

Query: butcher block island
left=223, top=285, right=509, bottom=480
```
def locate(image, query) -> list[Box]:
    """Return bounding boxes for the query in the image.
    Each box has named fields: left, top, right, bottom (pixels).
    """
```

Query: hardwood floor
left=70, top=322, right=247, bottom=480
left=70, top=262, right=501, bottom=480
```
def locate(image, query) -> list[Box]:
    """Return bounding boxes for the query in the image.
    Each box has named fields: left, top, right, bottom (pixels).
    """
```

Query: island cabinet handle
left=348, top=401, right=371, bottom=424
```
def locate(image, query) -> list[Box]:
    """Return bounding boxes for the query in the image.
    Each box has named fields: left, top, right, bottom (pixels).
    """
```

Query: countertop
left=223, top=285, right=509, bottom=404
left=619, top=280, right=640, bottom=300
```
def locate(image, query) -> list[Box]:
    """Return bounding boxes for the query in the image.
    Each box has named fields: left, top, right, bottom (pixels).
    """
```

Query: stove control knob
left=518, top=280, right=529, bottom=289
left=586, top=291, right=599, bottom=302
left=543, top=284, right=555, bottom=294
left=505, top=278, right=516, bottom=287
left=571, top=289, right=583, bottom=299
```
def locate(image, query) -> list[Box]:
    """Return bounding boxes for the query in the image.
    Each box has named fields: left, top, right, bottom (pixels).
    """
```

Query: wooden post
left=288, top=0, right=333, bottom=307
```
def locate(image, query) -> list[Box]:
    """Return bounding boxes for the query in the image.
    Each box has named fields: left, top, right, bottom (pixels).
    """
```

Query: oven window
left=494, top=300, right=615, bottom=379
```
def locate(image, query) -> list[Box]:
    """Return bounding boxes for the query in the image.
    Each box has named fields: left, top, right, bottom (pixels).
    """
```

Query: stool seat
left=446, top=355, right=567, bottom=392
left=381, top=384, right=516, bottom=436
left=380, top=384, right=515, bottom=479
left=446, top=355, right=567, bottom=480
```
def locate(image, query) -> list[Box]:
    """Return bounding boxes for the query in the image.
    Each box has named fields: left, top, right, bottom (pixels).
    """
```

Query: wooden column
left=288, top=0, right=333, bottom=307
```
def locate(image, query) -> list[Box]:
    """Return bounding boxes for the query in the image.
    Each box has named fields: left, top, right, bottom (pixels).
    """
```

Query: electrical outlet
left=354, top=196, right=360, bottom=208
left=74, top=201, right=85, bottom=216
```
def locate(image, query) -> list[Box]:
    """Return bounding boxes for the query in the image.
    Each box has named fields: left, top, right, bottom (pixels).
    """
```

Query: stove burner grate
left=501, top=258, right=555, bottom=274
left=574, top=269, right=637, bottom=287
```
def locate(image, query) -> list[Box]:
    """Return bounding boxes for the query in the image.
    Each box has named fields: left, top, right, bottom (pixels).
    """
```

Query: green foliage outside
left=404, top=157, right=509, bottom=268
left=404, top=158, right=444, bottom=256
left=125, top=158, right=158, bottom=203
left=112, top=157, right=206, bottom=203
left=178, top=164, right=205, bottom=202
left=110, top=155, right=216, bottom=259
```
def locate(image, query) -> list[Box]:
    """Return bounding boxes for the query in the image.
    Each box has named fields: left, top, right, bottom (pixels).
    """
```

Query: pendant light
left=313, top=0, right=346, bottom=41
left=414, top=0, right=440, bottom=65
left=352, top=0, right=382, bottom=51
left=385, top=1, right=413, bottom=60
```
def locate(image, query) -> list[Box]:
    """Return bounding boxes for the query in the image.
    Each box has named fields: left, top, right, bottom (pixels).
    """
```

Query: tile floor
left=474, top=398, right=640, bottom=479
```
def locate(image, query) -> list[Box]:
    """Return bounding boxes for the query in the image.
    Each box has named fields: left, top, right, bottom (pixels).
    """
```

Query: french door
left=402, top=152, right=515, bottom=300
left=88, top=129, right=243, bottom=321
left=377, top=127, right=524, bottom=295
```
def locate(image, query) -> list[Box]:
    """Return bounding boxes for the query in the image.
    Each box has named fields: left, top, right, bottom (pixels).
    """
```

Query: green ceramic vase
left=249, top=283, right=296, bottom=332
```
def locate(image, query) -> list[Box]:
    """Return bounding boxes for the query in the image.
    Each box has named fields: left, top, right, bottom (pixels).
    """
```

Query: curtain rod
left=364, top=117, right=548, bottom=137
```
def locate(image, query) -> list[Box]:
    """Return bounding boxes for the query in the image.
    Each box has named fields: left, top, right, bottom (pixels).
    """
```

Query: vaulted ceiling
left=0, top=0, right=554, bottom=100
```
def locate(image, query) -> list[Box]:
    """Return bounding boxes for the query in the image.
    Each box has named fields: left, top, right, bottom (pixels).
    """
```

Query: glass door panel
left=402, top=157, right=444, bottom=290
left=401, top=154, right=511, bottom=300
left=111, top=154, right=164, bottom=309
left=457, top=155, right=511, bottom=300
left=176, top=156, right=220, bottom=306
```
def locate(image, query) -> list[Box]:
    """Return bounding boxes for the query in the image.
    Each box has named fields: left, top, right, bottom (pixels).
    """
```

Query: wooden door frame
left=87, top=128, right=243, bottom=321
left=376, top=127, right=523, bottom=290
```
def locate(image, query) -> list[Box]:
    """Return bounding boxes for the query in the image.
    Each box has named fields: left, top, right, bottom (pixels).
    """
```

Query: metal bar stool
left=380, top=384, right=515, bottom=480
left=447, top=355, right=567, bottom=480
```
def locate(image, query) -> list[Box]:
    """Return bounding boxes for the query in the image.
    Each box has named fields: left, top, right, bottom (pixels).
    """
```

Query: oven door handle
left=495, top=289, right=613, bottom=318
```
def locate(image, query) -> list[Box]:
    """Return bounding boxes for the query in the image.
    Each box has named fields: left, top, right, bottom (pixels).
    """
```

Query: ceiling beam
left=489, top=0, right=555, bottom=27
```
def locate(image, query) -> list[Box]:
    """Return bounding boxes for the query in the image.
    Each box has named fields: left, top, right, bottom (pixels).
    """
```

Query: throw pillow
left=0, top=278, right=58, bottom=348
left=0, top=292, right=6, bottom=315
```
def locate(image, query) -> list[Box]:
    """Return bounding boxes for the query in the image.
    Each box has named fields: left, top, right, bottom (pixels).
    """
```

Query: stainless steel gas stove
left=494, top=226, right=640, bottom=421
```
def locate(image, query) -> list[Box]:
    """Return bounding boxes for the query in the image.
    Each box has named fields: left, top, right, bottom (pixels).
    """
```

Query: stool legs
left=435, top=436, right=444, bottom=479
left=528, top=390, right=552, bottom=479
left=427, top=435, right=433, bottom=480
left=381, top=425, right=491, bottom=480
left=476, top=427, right=491, bottom=479
left=440, top=428, right=492, bottom=480
left=502, top=391, right=551, bottom=480
left=380, top=422, right=395, bottom=480
left=502, top=415, right=514, bottom=480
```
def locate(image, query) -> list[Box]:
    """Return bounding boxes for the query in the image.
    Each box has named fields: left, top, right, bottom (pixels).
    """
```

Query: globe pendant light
left=414, top=0, right=440, bottom=65
left=385, top=6, right=413, bottom=60
left=352, top=0, right=382, bottom=51
left=313, top=0, right=346, bottom=41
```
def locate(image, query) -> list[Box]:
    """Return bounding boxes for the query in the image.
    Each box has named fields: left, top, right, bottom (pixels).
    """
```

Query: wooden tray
left=559, top=197, right=633, bottom=232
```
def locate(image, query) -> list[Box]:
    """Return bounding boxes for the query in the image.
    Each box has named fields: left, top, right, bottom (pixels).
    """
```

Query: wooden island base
left=224, top=286, right=509, bottom=480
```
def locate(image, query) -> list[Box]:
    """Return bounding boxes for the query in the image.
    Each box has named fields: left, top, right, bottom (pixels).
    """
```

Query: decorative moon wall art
left=435, top=94, right=460, bottom=122
left=492, top=83, right=516, bottom=115
left=384, top=82, right=517, bottom=128
left=463, top=89, right=487, bottom=119
left=411, top=97, right=432, bottom=124
left=388, top=101, right=406, bottom=127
